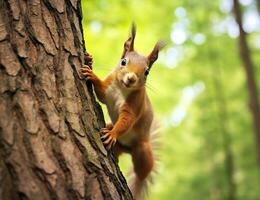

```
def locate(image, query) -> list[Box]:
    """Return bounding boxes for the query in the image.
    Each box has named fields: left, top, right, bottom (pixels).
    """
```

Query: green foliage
left=82, top=0, right=260, bottom=199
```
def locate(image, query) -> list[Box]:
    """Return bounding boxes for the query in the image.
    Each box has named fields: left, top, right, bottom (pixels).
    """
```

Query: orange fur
left=81, top=23, right=164, bottom=200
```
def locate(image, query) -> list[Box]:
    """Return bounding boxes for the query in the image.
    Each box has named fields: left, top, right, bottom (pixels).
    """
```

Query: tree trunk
left=0, top=0, right=132, bottom=199
left=212, top=66, right=236, bottom=200
left=256, top=0, right=260, bottom=15
left=206, top=39, right=237, bottom=200
left=233, top=0, right=260, bottom=163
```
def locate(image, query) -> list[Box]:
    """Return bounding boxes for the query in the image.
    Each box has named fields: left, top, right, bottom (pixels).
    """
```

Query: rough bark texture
left=0, top=0, right=132, bottom=199
left=233, top=0, right=260, bottom=163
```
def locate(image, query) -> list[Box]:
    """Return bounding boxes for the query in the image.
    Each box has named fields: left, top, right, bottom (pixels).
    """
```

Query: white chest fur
left=104, top=81, right=137, bottom=146
left=104, top=81, right=126, bottom=124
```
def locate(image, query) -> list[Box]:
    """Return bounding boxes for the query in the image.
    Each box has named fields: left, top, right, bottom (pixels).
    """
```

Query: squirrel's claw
left=100, top=128, right=117, bottom=149
left=80, top=65, right=97, bottom=81
left=80, top=65, right=91, bottom=73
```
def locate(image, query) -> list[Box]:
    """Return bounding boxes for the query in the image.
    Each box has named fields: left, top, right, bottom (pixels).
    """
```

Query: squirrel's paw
left=80, top=65, right=97, bottom=81
left=100, top=128, right=117, bottom=149
left=84, top=52, right=93, bottom=67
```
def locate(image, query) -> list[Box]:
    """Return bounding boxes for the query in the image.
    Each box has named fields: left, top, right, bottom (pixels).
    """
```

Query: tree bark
left=0, top=0, right=132, bottom=199
left=233, top=0, right=260, bottom=163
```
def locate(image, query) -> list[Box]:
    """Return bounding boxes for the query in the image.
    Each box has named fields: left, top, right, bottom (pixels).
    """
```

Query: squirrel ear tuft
left=147, top=40, right=166, bottom=68
left=121, top=22, right=136, bottom=58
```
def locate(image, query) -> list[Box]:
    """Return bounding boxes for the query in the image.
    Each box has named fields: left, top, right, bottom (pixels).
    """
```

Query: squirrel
left=81, top=23, right=164, bottom=199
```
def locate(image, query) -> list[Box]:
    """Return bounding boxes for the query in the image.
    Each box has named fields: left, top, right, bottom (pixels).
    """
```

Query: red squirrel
left=81, top=23, right=164, bottom=199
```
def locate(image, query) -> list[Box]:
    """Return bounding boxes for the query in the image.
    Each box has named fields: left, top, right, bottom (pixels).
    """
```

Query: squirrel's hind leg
left=113, top=142, right=132, bottom=159
left=130, top=141, right=154, bottom=200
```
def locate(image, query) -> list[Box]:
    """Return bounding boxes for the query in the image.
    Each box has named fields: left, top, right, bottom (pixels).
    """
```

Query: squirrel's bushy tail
left=129, top=120, right=161, bottom=200
left=130, top=175, right=149, bottom=200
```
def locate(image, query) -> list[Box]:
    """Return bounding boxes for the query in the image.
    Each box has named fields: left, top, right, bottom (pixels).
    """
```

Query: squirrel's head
left=115, top=23, right=165, bottom=90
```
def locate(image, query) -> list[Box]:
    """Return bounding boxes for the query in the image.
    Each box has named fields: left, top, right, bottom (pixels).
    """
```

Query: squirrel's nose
left=128, top=76, right=136, bottom=84
left=127, top=73, right=137, bottom=84
left=124, top=73, right=137, bottom=86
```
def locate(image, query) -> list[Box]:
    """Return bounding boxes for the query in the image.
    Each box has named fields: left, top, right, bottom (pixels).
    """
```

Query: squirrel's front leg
left=101, top=104, right=136, bottom=149
left=81, top=65, right=106, bottom=103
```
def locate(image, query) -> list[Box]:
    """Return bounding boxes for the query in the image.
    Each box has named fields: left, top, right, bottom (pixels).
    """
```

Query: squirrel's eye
left=144, top=69, right=149, bottom=76
left=121, top=58, right=127, bottom=66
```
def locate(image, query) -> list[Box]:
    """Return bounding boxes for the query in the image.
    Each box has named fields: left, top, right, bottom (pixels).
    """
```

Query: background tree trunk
left=256, top=0, right=260, bottom=15
left=212, top=66, right=236, bottom=200
left=0, top=0, right=132, bottom=199
left=233, top=0, right=260, bottom=163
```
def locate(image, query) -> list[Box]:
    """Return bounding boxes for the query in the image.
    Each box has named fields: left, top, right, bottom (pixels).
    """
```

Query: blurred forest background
left=81, top=0, right=260, bottom=199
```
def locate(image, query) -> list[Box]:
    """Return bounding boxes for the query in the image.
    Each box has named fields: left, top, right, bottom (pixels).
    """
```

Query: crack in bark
left=34, top=167, right=59, bottom=200
left=51, top=137, right=80, bottom=200
left=40, top=1, right=59, bottom=50
left=65, top=0, right=81, bottom=52
left=64, top=119, right=112, bottom=200
left=23, top=132, right=58, bottom=199
left=65, top=118, right=101, bottom=168
left=18, top=0, right=40, bottom=48
left=42, top=0, right=65, bottom=38
left=36, top=89, right=59, bottom=135
left=0, top=127, right=13, bottom=159
left=101, top=156, right=133, bottom=200
left=65, top=113, right=126, bottom=199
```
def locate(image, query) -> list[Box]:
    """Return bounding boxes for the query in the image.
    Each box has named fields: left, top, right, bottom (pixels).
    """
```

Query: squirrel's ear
left=121, top=23, right=136, bottom=58
left=147, top=41, right=165, bottom=68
